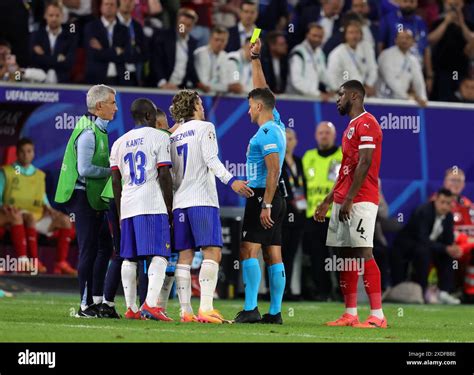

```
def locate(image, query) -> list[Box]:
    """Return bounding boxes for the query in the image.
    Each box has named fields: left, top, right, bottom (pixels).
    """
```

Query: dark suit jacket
left=256, top=0, right=288, bottom=31
left=83, top=18, right=132, bottom=85
left=150, top=29, right=198, bottom=88
left=225, top=25, right=266, bottom=52
left=323, top=21, right=379, bottom=56
left=395, top=201, right=454, bottom=253
left=261, top=48, right=288, bottom=94
left=30, top=26, right=78, bottom=83
left=289, top=4, right=343, bottom=50
left=119, top=18, right=148, bottom=83
left=225, top=25, right=242, bottom=53
left=281, top=155, right=306, bottom=226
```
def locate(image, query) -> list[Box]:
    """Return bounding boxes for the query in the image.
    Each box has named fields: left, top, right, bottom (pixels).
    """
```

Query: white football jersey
left=170, top=120, right=234, bottom=210
left=110, top=126, right=172, bottom=220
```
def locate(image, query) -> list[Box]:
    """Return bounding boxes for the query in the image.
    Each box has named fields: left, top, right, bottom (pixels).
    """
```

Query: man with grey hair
left=55, top=84, right=119, bottom=318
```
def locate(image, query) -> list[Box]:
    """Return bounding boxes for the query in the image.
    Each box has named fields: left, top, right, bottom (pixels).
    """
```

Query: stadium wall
left=0, top=82, right=473, bottom=220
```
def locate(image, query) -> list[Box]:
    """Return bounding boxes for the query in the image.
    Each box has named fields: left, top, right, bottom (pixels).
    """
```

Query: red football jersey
left=333, top=111, right=383, bottom=205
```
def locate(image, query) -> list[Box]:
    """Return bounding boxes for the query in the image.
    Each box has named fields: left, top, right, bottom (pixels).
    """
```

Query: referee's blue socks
left=242, top=258, right=261, bottom=311
left=268, top=263, right=286, bottom=315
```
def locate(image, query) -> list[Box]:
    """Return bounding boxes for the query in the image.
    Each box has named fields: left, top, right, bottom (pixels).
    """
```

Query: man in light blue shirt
left=234, top=37, right=287, bottom=325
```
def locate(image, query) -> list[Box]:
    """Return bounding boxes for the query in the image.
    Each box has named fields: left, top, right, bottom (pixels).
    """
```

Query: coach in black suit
left=117, top=0, right=148, bottom=86
left=390, top=188, right=463, bottom=296
left=84, top=0, right=131, bottom=86
left=226, top=1, right=259, bottom=53
left=30, top=2, right=77, bottom=83
left=261, top=31, right=288, bottom=94
left=150, top=8, right=200, bottom=89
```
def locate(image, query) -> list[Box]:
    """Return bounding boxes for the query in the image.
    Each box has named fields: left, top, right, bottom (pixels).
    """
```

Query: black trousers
left=303, top=218, right=333, bottom=298
left=390, top=238, right=455, bottom=292
left=102, top=201, right=149, bottom=306
left=66, top=190, right=113, bottom=306
left=281, top=223, right=304, bottom=295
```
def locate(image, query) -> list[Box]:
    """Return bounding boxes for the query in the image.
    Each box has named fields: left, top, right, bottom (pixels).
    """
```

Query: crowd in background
left=0, top=0, right=474, bottom=103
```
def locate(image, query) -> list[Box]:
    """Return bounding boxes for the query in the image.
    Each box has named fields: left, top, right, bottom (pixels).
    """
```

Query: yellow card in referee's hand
left=250, top=28, right=261, bottom=44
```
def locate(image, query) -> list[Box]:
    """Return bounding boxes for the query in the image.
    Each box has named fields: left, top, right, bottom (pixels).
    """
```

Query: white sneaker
left=438, top=291, right=461, bottom=305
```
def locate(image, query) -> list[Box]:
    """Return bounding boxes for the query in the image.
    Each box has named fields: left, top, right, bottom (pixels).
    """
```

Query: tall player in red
left=314, top=80, right=386, bottom=328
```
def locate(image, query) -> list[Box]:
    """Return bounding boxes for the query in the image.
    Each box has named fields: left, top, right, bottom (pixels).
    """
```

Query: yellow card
left=250, top=28, right=262, bottom=44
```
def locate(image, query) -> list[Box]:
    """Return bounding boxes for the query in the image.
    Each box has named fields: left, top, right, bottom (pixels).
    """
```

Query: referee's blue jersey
left=246, top=108, right=286, bottom=189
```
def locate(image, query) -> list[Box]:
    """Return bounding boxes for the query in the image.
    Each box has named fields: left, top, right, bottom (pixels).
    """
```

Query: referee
left=234, top=38, right=287, bottom=324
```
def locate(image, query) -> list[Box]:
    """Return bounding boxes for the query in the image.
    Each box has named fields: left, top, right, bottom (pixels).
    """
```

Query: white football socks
left=93, top=296, right=103, bottom=305
left=346, top=307, right=358, bottom=316
left=157, top=275, right=175, bottom=310
left=370, top=309, right=384, bottom=319
left=175, top=264, right=193, bottom=315
left=121, top=260, right=138, bottom=313
left=145, top=256, right=167, bottom=308
left=199, top=259, right=219, bottom=312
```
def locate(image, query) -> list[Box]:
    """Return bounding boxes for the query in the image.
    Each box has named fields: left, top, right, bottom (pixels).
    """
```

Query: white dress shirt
left=194, top=45, right=228, bottom=92
left=117, top=12, right=136, bottom=73
left=101, top=16, right=117, bottom=78
left=45, top=25, right=62, bottom=83
left=318, top=9, right=339, bottom=46
left=237, top=22, right=255, bottom=48
left=327, top=41, right=378, bottom=91
left=287, top=40, right=329, bottom=96
left=168, top=34, right=189, bottom=86
left=376, top=45, right=427, bottom=101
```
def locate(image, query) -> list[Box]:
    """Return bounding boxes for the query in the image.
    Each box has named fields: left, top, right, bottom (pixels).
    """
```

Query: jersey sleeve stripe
left=111, top=165, right=119, bottom=170
left=360, top=136, right=373, bottom=142
left=359, top=144, right=376, bottom=149
left=157, top=161, right=172, bottom=167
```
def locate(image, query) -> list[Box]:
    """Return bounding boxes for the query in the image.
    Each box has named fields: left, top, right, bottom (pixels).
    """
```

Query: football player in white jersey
left=169, top=89, right=253, bottom=323
left=110, top=98, right=174, bottom=321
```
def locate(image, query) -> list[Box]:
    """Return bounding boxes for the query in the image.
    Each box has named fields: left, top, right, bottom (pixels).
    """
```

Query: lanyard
left=304, top=43, right=320, bottom=74
left=107, top=26, right=113, bottom=46
left=396, top=54, right=410, bottom=79
left=128, top=23, right=135, bottom=46
left=345, top=45, right=366, bottom=80
left=209, top=50, right=217, bottom=83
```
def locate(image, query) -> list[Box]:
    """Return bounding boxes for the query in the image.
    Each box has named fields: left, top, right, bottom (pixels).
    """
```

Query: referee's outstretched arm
left=250, top=38, right=271, bottom=91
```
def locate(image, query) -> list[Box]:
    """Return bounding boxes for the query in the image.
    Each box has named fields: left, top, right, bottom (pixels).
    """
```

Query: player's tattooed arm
left=111, top=169, right=122, bottom=223
left=339, top=148, right=374, bottom=222
left=250, top=38, right=271, bottom=91
left=158, top=165, right=173, bottom=216
left=261, top=152, right=280, bottom=229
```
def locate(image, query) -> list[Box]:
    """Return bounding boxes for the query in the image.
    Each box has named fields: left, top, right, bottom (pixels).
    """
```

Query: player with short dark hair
left=234, top=38, right=287, bottom=325
left=314, top=79, right=386, bottom=328
left=109, top=98, right=174, bottom=321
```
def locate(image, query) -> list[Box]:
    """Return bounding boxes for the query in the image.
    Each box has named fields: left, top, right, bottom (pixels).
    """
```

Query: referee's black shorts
left=241, top=188, right=287, bottom=247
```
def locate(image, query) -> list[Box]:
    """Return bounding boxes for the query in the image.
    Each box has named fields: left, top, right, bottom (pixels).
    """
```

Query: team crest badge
left=347, top=127, right=355, bottom=139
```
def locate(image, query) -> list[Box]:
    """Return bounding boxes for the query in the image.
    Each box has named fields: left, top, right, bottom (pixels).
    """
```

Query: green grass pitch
left=0, top=293, right=473, bottom=342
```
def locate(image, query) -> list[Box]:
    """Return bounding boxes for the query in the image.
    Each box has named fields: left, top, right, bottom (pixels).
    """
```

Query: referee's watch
left=261, top=202, right=272, bottom=209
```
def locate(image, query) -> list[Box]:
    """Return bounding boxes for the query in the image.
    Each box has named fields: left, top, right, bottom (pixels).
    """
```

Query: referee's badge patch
left=347, top=127, right=355, bottom=139
left=263, top=143, right=277, bottom=151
